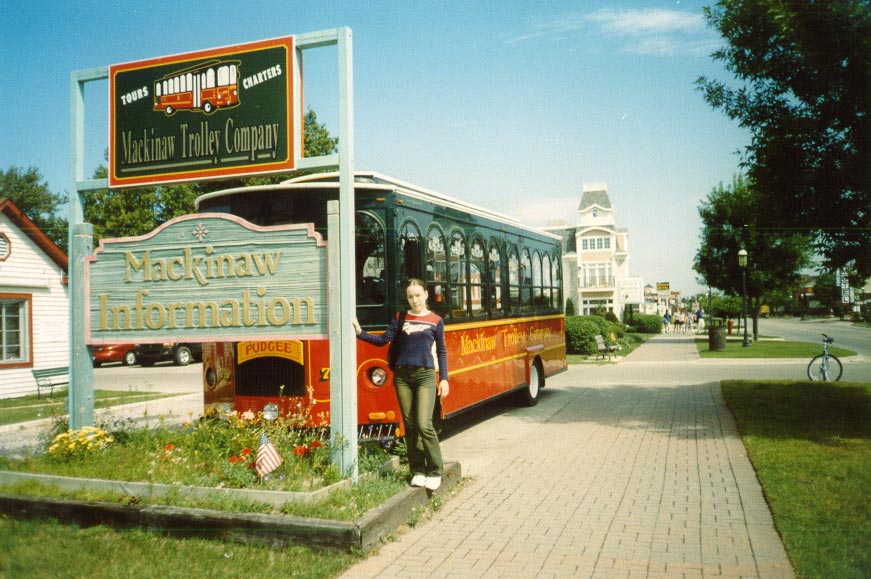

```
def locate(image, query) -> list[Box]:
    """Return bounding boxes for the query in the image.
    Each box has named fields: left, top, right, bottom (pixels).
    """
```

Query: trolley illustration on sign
left=153, top=60, right=241, bottom=115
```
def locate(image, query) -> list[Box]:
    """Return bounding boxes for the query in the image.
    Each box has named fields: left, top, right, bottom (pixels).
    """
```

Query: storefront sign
left=108, top=36, right=295, bottom=187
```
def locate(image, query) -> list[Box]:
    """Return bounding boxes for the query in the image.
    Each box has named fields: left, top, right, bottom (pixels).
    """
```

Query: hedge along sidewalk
left=0, top=461, right=461, bottom=552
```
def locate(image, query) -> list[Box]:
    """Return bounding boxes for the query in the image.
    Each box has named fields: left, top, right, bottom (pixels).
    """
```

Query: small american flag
left=255, top=431, right=283, bottom=478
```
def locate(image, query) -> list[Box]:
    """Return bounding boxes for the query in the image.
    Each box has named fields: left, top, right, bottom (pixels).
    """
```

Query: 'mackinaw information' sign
left=108, top=36, right=295, bottom=188
left=86, top=214, right=327, bottom=344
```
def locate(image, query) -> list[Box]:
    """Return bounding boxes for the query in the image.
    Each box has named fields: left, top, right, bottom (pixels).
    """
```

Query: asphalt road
left=93, top=360, right=204, bottom=395
left=758, top=316, right=869, bottom=357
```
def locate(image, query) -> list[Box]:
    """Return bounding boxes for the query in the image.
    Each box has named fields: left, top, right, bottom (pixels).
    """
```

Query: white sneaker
left=424, top=476, right=441, bottom=491
left=410, top=474, right=426, bottom=487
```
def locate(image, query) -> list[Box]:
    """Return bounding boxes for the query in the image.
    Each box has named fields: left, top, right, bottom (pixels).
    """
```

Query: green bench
left=31, top=366, right=69, bottom=398
left=594, top=335, right=619, bottom=360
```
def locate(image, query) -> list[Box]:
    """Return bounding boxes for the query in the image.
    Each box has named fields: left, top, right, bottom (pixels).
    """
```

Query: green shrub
left=633, top=313, right=663, bottom=334
left=564, top=316, right=600, bottom=355
left=565, top=315, right=626, bottom=355
left=604, top=311, right=619, bottom=323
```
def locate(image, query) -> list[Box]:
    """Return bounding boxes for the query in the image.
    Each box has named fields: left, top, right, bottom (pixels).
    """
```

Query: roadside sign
left=108, top=36, right=296, bottom=188
left=86, top=213, right=327, bottom=344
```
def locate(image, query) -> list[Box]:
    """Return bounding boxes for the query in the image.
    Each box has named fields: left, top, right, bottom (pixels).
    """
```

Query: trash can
left=708, top=324, right=726, bottom=351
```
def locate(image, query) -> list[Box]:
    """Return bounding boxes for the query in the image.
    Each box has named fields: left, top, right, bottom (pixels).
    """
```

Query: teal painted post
left=69, top=69, right=101, bottom=429
left=69, top=223, right=94, bottom=429
left=334, top=27, right=358, bottom=481
left=328, top=201, right=356, bottom=480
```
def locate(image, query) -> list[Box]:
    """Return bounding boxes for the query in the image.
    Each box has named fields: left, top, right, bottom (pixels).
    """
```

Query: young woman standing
left=353, top=279, right=450, bottom=490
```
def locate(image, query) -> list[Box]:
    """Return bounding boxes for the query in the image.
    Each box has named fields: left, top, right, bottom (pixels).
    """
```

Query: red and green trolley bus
left=195, top=172, right=566, bottom=440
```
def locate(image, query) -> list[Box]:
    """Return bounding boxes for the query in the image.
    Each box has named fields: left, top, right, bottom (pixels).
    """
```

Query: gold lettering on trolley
left=528, top=327, right=553, bottom=343
left=501, top=328, right=527, bottom=347
left=460, top=332, right=497, bottom=356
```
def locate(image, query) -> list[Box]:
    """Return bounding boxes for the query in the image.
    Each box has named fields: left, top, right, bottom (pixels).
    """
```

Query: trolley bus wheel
left=165, top=105, right=174, bottom=116
left=519, top=359, right=543, bottom=407
left=203, top=102, right=213, bottom=114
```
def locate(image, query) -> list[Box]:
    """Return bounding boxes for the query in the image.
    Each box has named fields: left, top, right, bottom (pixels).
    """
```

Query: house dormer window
left=0, top=233, right=10, bottom=261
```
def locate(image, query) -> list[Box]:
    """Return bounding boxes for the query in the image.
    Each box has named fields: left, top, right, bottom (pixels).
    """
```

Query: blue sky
left=1, top=1, right=749, bottom=296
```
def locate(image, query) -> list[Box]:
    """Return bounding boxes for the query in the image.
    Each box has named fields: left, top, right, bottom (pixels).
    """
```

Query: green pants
left=393, top=366, right=443, bottom=477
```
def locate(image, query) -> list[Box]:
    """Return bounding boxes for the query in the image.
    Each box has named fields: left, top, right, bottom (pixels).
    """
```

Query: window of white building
left=581, top=236, right=611, bottom=251
left=0, top=295, right=30, bottom=365
left=580, top=262, right=613, bottom=288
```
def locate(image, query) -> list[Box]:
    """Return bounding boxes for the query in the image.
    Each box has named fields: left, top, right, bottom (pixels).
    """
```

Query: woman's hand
left=352, top=318, right=362, bottom=336
left=438, top=379, right=449, bottom=398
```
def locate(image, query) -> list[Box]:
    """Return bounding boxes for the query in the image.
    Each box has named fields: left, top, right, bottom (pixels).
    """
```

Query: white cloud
left=587, top=8, right=703, bottom=36
left=508, top=8, right=718, bottom=57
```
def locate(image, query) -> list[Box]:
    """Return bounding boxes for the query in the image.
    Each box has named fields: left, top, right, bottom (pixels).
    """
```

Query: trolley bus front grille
left=358, top=423, right=398, bottom=443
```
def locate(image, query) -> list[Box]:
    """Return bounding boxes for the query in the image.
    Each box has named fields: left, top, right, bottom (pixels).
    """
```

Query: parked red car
left=92, top=344, right=138, bottom=367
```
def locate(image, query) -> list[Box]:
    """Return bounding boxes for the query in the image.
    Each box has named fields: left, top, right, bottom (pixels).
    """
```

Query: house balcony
left=578, top=277, right=616, bottom=290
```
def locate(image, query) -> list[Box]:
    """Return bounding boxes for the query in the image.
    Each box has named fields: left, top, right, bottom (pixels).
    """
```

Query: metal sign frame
left=69, top=27, right=357, bottom=479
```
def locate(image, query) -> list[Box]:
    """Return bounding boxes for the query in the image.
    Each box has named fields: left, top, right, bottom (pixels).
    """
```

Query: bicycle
left=806, top=333, right=843, bottom=382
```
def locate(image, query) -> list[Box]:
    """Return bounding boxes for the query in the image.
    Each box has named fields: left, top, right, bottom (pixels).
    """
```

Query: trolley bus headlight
left=368, top=367, right=388, bottom=386
left=262, top=403, right=279, bottom=421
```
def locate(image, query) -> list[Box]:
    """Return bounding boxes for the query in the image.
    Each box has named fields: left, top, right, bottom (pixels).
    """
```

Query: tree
left=0, top=166, right=68, bottom=252
left=694, top=175, right=811, bottom=339
left=697, top=0, right=871, bottom=284
left=83, top=164, right=198, bottom=241
left=813, top=271, right=843, bottom=316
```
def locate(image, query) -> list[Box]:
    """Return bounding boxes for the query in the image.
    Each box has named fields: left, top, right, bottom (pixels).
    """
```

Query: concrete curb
left=0, top=461, right=461, bottom=552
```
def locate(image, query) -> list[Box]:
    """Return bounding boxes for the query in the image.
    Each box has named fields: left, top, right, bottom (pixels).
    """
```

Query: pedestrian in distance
left=353, top=278, right=450, bottom=491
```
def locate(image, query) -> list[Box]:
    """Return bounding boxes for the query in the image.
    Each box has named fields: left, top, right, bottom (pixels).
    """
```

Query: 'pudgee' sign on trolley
left=85, top=214, right=327, bottom=344
left=108, top=36, right=295, bottom=188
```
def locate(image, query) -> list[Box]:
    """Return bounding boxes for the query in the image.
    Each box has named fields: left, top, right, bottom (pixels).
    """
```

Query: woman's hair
left=407, top=278, right=427, bottom=290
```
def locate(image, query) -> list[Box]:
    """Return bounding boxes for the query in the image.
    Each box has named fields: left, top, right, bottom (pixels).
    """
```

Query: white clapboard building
left=0, top=199, right=69, bottom=398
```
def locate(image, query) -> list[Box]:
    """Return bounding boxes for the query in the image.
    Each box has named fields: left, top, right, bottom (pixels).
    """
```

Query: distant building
left=544, top=183, right=638, bottom=318
left=0, top=199, right=68, bottom=398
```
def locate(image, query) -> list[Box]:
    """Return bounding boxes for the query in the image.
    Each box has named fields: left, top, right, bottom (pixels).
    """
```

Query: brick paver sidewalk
left=340, top=336, right=794, bottom=578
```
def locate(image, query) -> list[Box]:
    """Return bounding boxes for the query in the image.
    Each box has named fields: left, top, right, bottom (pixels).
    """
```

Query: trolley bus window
left=532, top=251, right=543, bottom=309
left=508, top=247, right=520, bottom=312
left=542, top=253, right=552, bottom=310
left=398, top=220, right=423, bottom=285
left=449, top=230, right=468, bottom=319
left=552, top=256, right=561, bottom=310
left=469, top=236, right=486, bottom=318
left=236, top=356, right=306, bottom=397
left=356, top=212, right=386, bottom=307
left=426, top=226, right=448, bottom=318
left=520, top=249, right=532, bottom=312
left=488, top=240, right=503, bottom=316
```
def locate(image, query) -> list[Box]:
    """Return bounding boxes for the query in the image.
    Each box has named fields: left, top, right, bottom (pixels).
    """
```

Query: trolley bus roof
left=195, top=171, right=561, bottom=241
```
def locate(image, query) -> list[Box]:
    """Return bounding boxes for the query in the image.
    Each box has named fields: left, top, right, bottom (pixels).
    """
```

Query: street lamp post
left=738, top=249, right=750, bottom=347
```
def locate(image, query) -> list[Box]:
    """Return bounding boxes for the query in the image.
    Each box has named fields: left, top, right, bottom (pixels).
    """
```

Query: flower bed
left=1, top=410, right=394, bottom=495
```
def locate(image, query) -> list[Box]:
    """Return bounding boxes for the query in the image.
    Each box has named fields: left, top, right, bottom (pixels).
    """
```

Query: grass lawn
left=722, top=380, right=871, bottom=579
left=0, top=518, right=358, bottom=579
left=0, top=390, right=184, bottom=426
left=697, top=339, right=856, bottom=359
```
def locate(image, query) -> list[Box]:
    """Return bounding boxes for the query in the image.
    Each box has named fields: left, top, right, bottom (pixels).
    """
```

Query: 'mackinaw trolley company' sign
left=108, top=36, right=295, bottom=188
left=85, top=214, right=327, bottom=344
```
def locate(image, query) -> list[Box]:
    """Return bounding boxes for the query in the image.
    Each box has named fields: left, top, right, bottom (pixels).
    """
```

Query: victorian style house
left=544, top=183, right=638, bottom=318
